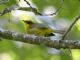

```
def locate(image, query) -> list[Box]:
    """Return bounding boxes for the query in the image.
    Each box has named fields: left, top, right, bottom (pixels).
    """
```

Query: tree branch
left=0, top=28, right=80, bottom=49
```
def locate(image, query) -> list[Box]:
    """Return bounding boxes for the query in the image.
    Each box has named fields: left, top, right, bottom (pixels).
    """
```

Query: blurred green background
left=0, top=0, right=80, bottom=60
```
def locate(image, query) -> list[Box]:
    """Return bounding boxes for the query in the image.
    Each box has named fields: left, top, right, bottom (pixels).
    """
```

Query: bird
left=22, top=15, right=67, bottom=54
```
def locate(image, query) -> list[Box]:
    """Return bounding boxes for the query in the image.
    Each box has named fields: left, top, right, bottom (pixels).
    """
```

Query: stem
left=23, top=0, right=63, bottom=16
left=61, top=16, right=80, bottom=40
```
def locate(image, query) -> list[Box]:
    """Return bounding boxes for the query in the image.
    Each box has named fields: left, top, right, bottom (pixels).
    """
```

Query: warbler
left=23, top=20, right=65, bottom=37
left=22, top=20, right=64, bottom=54
left=23, top=20, right=56, bottom=37
left=22, top=19, right=67, bottom=54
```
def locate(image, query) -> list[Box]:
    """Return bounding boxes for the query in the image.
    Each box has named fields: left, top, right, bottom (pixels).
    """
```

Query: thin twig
left=0, top=0, right=63, bottom=16
left=47, top=0, right=64, bottom=16
left=24, top=0, right=64, bottom=16
left=61, top=16, right=80, bottom=40
left=24, top=0, right=42, bottom=15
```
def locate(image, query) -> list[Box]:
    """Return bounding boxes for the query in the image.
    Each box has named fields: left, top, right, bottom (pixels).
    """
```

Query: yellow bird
left=22, top=20, right=65, bottom=37
left=22, top=20, right=67, bottom=54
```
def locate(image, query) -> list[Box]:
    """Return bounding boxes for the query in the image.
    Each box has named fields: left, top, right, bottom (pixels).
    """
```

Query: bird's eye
left=48, top=33, right=55, bottom=36
left=45, top=33, right=55, bottom=37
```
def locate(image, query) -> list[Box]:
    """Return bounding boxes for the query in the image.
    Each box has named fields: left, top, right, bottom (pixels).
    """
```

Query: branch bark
left=0, top=28, right=80, bottom=49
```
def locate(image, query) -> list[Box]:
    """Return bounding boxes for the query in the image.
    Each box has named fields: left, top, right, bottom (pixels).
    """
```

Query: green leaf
left=0, top=0, right=18, bottom=7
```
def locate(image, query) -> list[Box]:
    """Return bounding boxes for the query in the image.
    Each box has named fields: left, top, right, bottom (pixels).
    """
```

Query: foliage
left=0, top=0, right=80, bottom=60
